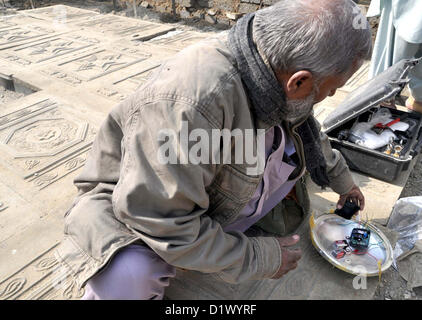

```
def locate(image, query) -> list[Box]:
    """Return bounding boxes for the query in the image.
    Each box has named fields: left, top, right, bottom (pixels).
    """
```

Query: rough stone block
left=176, top=0, right=195, bottom=8
left=217, top=16, right=230, bottom=25
left=240, top=0, right=261, bottom=4
left=207, top=8, right=218, bottom=16
left=197, top=0, right=214, bottom=8
left=192, top=10, right=205, bottom=19
left=238, top=3, right=259, bottom=14
left=212, top=0, right=236, bottom=12
left=226, top=12, right=243, bottom=21
left=180, top=8, right=191, bottom=19
left=155, top=4, right=168, bottom=13
left=263, top=0, right=279, bottom=5
left=140, top=1, right=150, bottom=8
left=205, top=14, right=217, bottom=24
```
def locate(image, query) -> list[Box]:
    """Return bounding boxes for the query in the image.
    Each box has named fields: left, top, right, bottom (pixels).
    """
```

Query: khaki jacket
left=55, top=33, right=355, bottom=290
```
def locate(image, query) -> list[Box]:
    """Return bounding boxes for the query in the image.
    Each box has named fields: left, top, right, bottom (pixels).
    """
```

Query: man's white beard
left=284, top=87, right=317, bottom=124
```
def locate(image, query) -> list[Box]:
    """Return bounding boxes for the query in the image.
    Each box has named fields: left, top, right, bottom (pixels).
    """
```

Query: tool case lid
left=322, top=58, right=422, bottom=132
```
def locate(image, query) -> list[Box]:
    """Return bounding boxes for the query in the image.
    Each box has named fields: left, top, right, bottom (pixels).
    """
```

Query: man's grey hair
left=253, top=0, right=372, bottom=79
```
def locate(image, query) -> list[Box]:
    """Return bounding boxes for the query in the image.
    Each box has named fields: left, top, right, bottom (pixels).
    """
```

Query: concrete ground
left=371, top=154, right=422, bottom=301
left=0, top=0, right=421, bottom=300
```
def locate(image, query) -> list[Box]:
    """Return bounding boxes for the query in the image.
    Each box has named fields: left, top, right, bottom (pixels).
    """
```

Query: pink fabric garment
left=223, top=125, right=298, bottom=233
left=82, top=125, right=299, bottom=300
left=82, top=245, right=176, bottom=300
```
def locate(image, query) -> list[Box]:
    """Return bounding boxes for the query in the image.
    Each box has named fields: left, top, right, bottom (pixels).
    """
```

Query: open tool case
left=322, top=58, right=422, bottom=182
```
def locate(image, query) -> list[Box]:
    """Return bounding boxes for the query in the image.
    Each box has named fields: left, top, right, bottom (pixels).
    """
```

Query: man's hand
left=337, top=184, right=365, bottom=211
left=271, top=235, right=302, bottom=279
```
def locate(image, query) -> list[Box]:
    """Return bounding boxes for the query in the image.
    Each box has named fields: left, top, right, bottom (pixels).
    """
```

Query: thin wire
left=366, top=251, right=380, bottom=262
left=352, top=249, right=379, bottom=263
left=367, top=241, right=384, bottom=249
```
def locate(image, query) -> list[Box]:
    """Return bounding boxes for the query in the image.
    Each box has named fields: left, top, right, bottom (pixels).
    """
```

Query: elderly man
left=55, top=0, right=371, bottom=299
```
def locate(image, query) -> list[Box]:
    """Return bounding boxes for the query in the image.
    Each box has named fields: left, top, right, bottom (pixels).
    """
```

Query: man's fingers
left=278, top=234, right=300, bottom=247
left=286, top=249, right=302, bottom=264
left=337, top=196, right=346, bottom=209
left=272, top=248, right=302, bottom=279
left=340, top=185, right=366, bottom=211
left=272, top=236, right=302, bottom=279
left=278, top=249, right=301, bottom=277
left=352, top=193, right=365, bottom=211
left=282, top=248, right=302, bottom=263
left=359, top=194, right=365, bottom=210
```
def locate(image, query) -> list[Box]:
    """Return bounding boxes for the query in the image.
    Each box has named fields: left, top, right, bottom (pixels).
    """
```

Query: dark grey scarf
left=228, top=13, right=330, bottom=188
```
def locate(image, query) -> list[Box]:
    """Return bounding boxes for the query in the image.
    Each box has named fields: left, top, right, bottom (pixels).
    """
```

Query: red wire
left=366, top=251, right=379, bottom=262
left=352, top=250, right=379, bottom=262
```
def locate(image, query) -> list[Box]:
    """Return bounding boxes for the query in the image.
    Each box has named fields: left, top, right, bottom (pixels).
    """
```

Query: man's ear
left=282, top=70, right=315, bottom=100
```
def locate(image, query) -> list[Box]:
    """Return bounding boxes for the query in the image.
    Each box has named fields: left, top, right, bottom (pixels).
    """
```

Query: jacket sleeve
left=315, top=117, right=356, bottom=195
left=111, top=98, right=282, bottom=284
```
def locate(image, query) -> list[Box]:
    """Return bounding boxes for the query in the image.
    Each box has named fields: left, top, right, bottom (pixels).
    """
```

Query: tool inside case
left=323, top=58, right=422, bottom=182
left=328, top=106, right=421, bottom=160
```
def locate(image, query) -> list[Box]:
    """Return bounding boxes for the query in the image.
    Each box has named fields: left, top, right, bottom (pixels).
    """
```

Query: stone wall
left=123, top=0, right=276, bottom=27
left=121, top=0, right=374, bottom=29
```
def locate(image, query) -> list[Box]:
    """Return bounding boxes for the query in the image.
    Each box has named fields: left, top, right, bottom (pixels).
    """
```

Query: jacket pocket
left=212, top=164, right=260, bottom=201
left=206, top=188, right=240, bottom=226
left=205, top=164, right=260, bottom=226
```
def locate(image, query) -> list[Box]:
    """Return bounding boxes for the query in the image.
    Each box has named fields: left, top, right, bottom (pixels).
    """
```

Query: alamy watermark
left=156, top=121, right=267, bottom=175
left=352, top=6, right=370, bottom=30
left=52, top=6, right=68, bottom=29
left=352, top=265, right=368, bottom=290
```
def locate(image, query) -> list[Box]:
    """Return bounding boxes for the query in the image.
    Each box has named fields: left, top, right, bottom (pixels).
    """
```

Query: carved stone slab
left=39, top=46, right=152, bottom=86
left=1, top=36, right=94, bottom=67
left=75, top=14, right=175, bottom=40
left=145, top=30, right=212, bottom=51
left=0, top=201, right=8, bottom=213
left=0, top=98, right=97, bottom=190
left=94, top=62, right=161, bottom=102
left=0, top=198, right=81, bottom=300
left=0, top=14, right=46, bottom=30
left=0, top=93, right=98, bottom=297
left=0, top=17, right=17, bottom=30
left=0, top=25, right=58, bottom=51
left=0, top=243, right=84, bottom=300
left=78, top=37, right=175, bottom=103
left=23, top=5, right=99, bottom=23
left=0, top=181, right=42, bottom=245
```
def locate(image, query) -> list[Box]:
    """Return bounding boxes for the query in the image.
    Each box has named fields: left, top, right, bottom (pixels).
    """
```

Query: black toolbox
left=322, top=58, right=422, bottom=182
